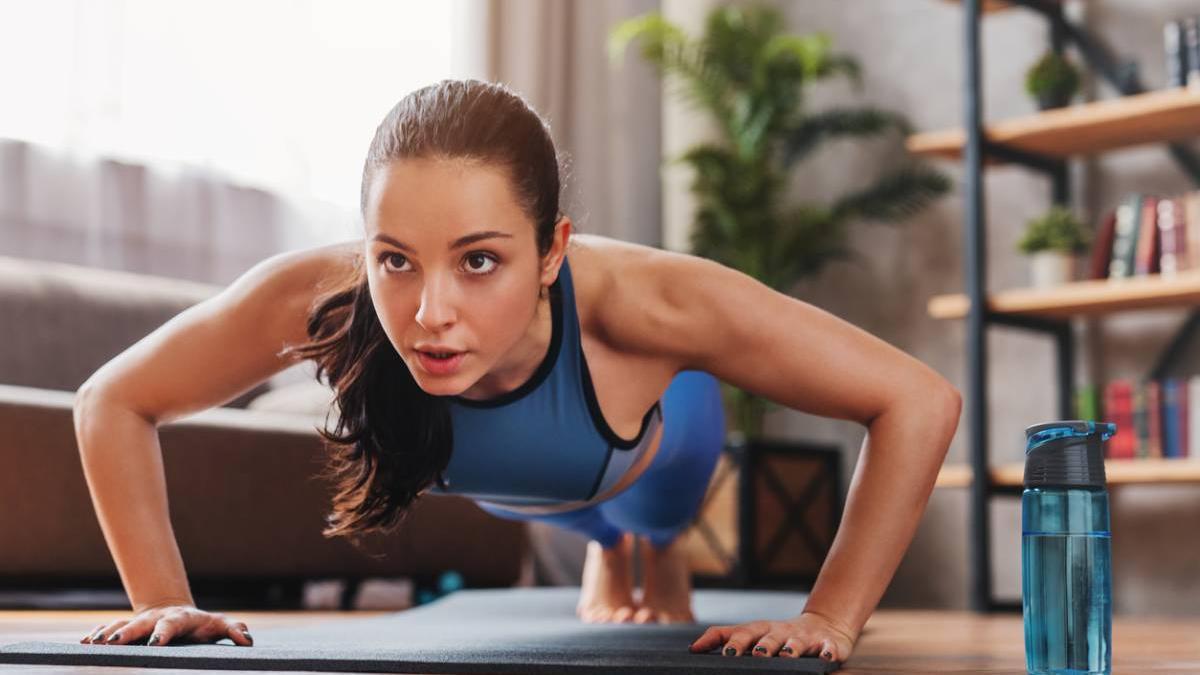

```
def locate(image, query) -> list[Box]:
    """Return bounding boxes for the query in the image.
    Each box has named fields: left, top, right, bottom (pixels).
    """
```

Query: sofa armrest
left=0, top=384, right=528, bottom=587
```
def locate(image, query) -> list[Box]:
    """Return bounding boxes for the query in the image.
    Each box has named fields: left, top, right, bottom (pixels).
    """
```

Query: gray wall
left=759, top=1, right=1200, bottom=613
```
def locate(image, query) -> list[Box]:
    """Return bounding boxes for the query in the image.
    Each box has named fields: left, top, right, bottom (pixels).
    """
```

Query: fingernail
left=753, top=645, right=766, bottom=654
left=822, top=650, right=833, bottom=660
left=108, top=632, right=121, bottom=643
left=723, top=646, right=737, bottom=656
left=148, top=634, right=160, bottom=646
left=781, top=646, right=794, bottom=654
left=242, top=630, right=253, bottom=641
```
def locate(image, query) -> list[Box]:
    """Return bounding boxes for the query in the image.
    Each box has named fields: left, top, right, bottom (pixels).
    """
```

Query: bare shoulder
left=565, top=233, right=707, bottom=364
left=241, top=238, right=363, bottom=347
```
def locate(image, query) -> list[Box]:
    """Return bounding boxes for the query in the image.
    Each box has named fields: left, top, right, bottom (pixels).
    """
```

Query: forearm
left=74, top=391, right=196, bottom=612
left=798, top=386, right=960, bottom=639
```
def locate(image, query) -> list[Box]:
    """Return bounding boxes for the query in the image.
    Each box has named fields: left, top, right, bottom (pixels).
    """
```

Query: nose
left=414, top=276, right=457, bottom=331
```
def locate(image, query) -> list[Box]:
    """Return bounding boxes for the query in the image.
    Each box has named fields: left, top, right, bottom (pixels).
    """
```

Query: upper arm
left=77, top=239, right=361, bottom=426
left=603, top=250, right=959, bottom=425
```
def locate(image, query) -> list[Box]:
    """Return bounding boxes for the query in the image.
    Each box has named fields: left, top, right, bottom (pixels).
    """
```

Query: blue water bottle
left=1022, top=420, right=1114, bottom=675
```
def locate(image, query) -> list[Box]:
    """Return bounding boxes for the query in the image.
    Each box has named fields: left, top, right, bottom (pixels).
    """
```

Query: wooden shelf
left=928, top=270, right=1200, bottom=320
left=940, top=0, right=1027, bottom=13
left=907, top=88, right=1200, bottom=162
left=941, top=0, right=1063, bottom=13
left=936, top=458, right=1200, bottom=488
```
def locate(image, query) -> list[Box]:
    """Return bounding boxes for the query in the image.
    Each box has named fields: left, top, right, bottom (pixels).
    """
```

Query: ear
left=539, top=216, right=572, bottom=288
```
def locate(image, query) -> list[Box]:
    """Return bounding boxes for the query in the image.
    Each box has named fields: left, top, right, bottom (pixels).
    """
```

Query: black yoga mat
left=0, top=586, right=840, bottom=673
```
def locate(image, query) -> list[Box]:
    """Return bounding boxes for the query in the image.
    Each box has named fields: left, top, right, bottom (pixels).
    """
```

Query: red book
left=1104, top=380, right=1136, bottom=459
left=1088, top=209, right=1118, bottom=280
left=1134, top=196, right=1160, bottom=275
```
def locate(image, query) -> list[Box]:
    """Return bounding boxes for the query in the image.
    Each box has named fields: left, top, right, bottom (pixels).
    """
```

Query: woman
left=74, top=79, right=960, bottom=663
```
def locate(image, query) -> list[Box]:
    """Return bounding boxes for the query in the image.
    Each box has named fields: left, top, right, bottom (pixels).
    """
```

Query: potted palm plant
left=610, top=3, right=950, bottom=440
left=1018, top=206, right=1089, bottom=287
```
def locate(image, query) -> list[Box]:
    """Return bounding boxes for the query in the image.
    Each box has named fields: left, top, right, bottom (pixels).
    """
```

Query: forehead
left=365, top=157, right=528, bottom=239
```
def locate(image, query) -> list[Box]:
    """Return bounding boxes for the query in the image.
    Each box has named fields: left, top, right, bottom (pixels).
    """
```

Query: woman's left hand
left=687, top=610, right=859, bottom=663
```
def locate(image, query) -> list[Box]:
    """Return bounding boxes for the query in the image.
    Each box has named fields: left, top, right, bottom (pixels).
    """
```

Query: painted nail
left=723, top=646, right=737, bottom=656
left=753, top=645, right=766, bottom=654
left=108, top=632, right=121, bottom=643
left=148, top=634, right=160, bottom=646
left=781, top=646, right=794, bottom=654
left=822, top=650, right=833, bottom=660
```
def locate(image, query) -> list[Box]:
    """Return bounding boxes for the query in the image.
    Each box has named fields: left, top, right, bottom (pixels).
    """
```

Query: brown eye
left=464, top=252, right=498, bottom=275
left=378, top=252, right=409, bottom=272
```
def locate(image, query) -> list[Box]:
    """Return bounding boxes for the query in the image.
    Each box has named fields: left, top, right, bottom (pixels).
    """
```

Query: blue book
left=1162, top=378, right=1181, bottom=459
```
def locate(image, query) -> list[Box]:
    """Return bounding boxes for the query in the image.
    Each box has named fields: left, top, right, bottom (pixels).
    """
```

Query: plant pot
left=1036, top=90, right=1074, bottom=110
left=1030, top=251, right=1076, bottom=288
left=682, top=435, right=842, bottom=588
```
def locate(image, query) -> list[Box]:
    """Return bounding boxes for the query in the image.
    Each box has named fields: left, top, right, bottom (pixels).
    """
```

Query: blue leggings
left=476, top=370, right=726, bottom=551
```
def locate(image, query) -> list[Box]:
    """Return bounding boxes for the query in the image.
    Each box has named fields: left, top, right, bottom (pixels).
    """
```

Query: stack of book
left=1077, top=379, right=1196, bottom=459
left=1087, top=191, right=1200, bottom=281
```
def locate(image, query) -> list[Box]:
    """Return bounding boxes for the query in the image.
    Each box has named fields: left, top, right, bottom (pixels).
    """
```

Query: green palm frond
left=611, top=3, right=951, bottom=437
left=782, top=107, right=913, bottom=167
left=831, top=164, right=952, bottom=223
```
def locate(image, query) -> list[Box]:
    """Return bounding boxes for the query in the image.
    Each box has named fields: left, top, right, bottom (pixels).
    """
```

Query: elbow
left=932, top=377, right=962, bottom=453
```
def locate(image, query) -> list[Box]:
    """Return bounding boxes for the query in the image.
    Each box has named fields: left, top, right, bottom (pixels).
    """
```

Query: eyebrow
left=371, top=230, right=514, bottom=253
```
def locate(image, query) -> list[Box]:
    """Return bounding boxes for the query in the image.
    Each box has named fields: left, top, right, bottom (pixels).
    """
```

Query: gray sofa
left=0, top=254, right=529, bottom=607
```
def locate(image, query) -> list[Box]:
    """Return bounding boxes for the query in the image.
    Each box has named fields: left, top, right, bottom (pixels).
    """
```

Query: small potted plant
left=1025, top=50, right=1081, bottom=110
left=1018, top=206, right=1090, bottom=288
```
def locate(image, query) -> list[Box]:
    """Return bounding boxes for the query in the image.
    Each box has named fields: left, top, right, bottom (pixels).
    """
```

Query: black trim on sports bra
left=449, top=280, right=563, bottom=409
left=579, top=345, right=661, bottom=450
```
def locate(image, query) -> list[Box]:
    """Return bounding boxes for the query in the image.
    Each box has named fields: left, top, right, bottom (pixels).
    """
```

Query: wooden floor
left=1, top=608, right=1198, bottom=674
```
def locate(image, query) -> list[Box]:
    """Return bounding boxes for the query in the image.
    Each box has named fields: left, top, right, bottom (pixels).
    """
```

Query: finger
left=688, top=625, right=731, bottom=652
left=722, top=624, right=773, bottom=657
left=149, top=613, right=187, bottom=647
left=751, top=633, right=786, bottom=657
left=105, top=617, right=155, bottom=646
left=225, top=622, right=253, bottom=647
left=101, top=620, right=132, bottom=644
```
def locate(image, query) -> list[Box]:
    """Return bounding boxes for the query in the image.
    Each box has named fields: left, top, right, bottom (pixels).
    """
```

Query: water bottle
left=1022, top=420, right=1114, bottom=675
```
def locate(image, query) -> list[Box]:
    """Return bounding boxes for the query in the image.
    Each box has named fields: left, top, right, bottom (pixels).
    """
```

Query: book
left=1180, top=377, right=1190, bottom=459
left=1158, top=197, right=1183, bottom=276
left=1166, top=19, right=1187, bottom=87
left=1088, top=209, right=1118, bottom=280
left=1134, top=196, right=1160, bottom=276
left=1186, top=191, right=1200, bottom=271
left=1180, top=374, right=1200, bottom=454
left=1184, top=16, right=1200, bottom=88
left=1104, top=379, right=1136, bottom=458
left=1145, top=380, right=1164, bottom=458
left=1109, top=194, right=1142, bottom=279
left=1076, top=384, right=1100, bottom=421
left=1162, top=378, right=1181, bottom=458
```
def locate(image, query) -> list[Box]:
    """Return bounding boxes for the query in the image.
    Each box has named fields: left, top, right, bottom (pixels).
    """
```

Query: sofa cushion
left=0, top=255, right=267, bottom=407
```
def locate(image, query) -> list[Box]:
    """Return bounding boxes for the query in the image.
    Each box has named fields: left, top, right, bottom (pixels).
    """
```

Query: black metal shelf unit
left=958, top=0, right=1200, bottom=612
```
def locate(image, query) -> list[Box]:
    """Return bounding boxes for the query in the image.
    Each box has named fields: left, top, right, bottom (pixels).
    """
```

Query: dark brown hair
left=281, top=79, right=566, bottom=547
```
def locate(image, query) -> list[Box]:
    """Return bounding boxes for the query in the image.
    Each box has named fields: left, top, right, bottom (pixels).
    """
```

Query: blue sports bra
left=427, top=254, right=663, bottom=507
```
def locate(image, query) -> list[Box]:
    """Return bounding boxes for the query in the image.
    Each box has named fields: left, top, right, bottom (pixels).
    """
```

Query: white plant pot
left=1029, top=251, right=1076, bottom=288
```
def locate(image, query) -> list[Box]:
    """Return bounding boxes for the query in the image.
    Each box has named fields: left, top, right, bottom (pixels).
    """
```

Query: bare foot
left=576, top=532, right=638, bottom=623
left=633, top=534, right=695, bottom=624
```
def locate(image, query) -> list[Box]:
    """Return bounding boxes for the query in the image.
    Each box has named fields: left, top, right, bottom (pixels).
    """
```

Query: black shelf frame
left=959, top=0, right=1200, bottom=612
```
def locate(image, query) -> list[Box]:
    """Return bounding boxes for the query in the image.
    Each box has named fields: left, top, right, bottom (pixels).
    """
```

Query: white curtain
left=0, top=0, right=485, bottom=284
left=486, top=0, right=663, bottom=247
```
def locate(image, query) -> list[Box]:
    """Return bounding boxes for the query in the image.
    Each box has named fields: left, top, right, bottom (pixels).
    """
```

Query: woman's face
left=363, top=156, right=554, bottom=397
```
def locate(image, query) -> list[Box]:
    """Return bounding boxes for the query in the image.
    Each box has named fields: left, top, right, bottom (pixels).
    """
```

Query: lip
left=416, top=350, right=467, bottom=376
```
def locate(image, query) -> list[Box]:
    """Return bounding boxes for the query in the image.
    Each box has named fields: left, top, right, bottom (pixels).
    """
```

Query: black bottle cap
left=1023, top=420, right=1114, bottom=489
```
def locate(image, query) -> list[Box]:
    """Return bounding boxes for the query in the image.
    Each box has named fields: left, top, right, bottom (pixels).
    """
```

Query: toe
left=611, top=605, right=636, bottom=623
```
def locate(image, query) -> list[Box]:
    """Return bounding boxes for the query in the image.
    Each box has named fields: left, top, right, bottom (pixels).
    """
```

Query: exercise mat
left=0, top=586, right=840, bottom=673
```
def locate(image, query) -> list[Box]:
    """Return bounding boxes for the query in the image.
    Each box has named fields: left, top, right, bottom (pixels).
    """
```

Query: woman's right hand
left=79, top=604, right=254, bottom=647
